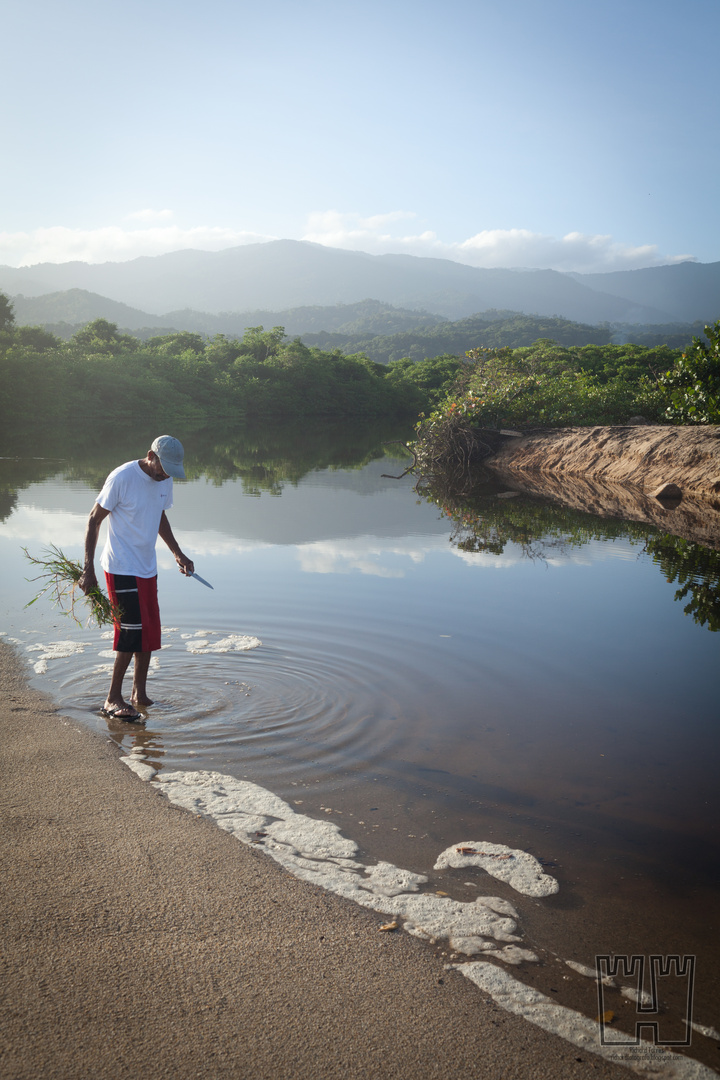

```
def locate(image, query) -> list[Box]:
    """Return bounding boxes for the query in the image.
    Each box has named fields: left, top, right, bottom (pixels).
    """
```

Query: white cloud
left=456, top=229, right=695, bottom=272
left=0, top=211, right=696, bottom=272
left=302, top=211, right=696, bottom=273
left=0, top=224, right=276, bottom=267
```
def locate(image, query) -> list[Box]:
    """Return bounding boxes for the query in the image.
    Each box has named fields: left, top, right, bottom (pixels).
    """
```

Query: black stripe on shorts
left=113, top=575, right=143, bottom=653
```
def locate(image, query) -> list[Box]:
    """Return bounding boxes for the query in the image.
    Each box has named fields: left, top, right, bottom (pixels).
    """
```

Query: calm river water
left=1, top=424, right=718, bottom=1066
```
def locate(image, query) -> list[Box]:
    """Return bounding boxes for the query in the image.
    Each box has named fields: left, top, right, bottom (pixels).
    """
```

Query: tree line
left=1, top=290, right=717, bottom=436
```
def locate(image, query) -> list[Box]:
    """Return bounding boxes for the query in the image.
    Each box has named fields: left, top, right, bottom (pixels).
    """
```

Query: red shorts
left=105, top=573, right=161, bottom=653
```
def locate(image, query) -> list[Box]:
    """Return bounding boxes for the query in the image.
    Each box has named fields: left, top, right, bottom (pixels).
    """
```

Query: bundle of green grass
left=24, top=545, right=121, bottom=627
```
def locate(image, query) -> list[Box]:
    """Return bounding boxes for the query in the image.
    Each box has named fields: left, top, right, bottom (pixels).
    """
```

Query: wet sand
left=0, top=641, right=642, bottom=1080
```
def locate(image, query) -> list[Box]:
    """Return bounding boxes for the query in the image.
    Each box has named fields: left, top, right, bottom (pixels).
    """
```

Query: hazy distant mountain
left=7, top=292, right=446, bottom=340
left=161, top=298, right=446, bottom=337
left=568, top=261, right=720, bottom=323
left=0, top=240, right=694, bottom=324
left=10, top=289, right=171, bottom=331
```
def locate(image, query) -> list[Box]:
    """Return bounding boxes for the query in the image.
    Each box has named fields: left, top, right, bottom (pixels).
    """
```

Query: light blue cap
left=151, top=435, right=185, bottom=479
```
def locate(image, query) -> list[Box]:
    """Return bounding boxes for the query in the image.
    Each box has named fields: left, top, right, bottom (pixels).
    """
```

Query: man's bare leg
left=103, top=652, right=140, bottom=718
left=131, top=651, right=154, bottom=709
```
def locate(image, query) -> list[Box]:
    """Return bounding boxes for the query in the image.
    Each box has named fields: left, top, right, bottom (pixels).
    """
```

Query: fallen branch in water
left=23, top=545, right=121, bottom=627
left=381, top=441, right=418, bottom=479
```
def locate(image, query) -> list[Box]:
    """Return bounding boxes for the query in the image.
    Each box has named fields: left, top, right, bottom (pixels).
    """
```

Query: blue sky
left=2, top=0, right=718, bottom=271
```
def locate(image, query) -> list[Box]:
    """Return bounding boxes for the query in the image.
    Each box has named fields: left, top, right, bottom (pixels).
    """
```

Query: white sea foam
left=434, top=841, right=559, bottom=897
left=108, top=763, right=714, bottom=1077
left=565, top=958, right=616, bottom=987
left=152, top=770, right=529, bottom=955
left=120, top=755, right=157, bottom=781
left=622, top=985, right=654, bottom=1007
left=26, top=640, right=87, bottom=674
left=185, top=633, right=262, bottom=654
left=455, top=962, right=716, bottom=1079
left=481, top=945, right=539, bottom=965
left=688, top=1021, right=720, bottom=1041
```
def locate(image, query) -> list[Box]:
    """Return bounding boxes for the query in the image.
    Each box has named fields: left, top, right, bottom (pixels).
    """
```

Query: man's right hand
left=77, top=568, right=98, bottom=595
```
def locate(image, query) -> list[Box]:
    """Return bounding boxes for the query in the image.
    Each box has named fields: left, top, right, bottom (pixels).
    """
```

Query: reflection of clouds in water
left=295, top=536, right=445, bottom=577
left=156, top=531, right=270, bottom=568
left=1, top=506, right=88, bottom=545
left=452, top=548, right=524, bottom=569
left=3, top=506, right=271, bottom=562
left=452, top=537, right=642, bottom=569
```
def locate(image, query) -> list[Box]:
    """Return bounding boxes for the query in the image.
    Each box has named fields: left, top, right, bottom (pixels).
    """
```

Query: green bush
left=658, top=321, right=720, bottom=424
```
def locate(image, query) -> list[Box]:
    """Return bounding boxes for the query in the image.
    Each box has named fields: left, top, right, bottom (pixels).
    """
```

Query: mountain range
left=1, top=240, right=719, bottom=329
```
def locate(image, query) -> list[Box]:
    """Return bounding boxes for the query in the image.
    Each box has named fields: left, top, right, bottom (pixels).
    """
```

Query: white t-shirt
left=97, top=460, right=173, bottom=578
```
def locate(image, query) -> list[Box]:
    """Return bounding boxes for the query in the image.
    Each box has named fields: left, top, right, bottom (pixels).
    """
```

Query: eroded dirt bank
left=481, top=426, right=720, bottom=545
left=487, top=426, right=720, bottom=500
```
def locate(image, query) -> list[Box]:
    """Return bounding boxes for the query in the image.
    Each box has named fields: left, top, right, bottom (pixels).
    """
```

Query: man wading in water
left=78, top=435, right=194, bottom=722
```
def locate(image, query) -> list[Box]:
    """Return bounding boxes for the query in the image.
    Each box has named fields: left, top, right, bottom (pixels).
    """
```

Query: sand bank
left=0, top=642, right=686, bottom=1080
left=486, top=425, right=720, bottom=505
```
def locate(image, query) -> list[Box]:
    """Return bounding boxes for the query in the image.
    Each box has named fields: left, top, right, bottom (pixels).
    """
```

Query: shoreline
left=0, top=640, right=652, bottom=1080
left=485, top=425, right=720, bottom=503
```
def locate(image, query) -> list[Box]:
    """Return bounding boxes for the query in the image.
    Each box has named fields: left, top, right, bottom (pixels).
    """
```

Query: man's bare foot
left=131, top=695, right=154, bottom=708
left=100, top=699, right=144, bottom=722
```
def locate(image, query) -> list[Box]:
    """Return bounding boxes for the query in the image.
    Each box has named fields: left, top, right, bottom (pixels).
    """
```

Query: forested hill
left=7, top=290, right=705, bottom=355
left=9, top=293, right=446, bottom=340
left=301, top=312, right=707, bottom=362
left=302, top=313, right=614, bottom=363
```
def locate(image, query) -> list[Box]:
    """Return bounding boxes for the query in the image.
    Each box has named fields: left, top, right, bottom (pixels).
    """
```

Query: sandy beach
left=0, top=640, right=649, bottom=1080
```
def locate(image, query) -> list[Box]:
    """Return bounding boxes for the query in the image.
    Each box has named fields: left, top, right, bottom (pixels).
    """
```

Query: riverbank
left=485, top=425, right=720, bottom=502
left=0, top=641, right=639, bottom=1080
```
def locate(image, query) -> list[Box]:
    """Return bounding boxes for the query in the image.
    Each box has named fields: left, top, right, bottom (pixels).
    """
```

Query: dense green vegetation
left=658, top=321, right=720, bottom=425
left=2, top=289, right=718, bottom=441
left=0, top=308, right=428, bottom=431
left=412, top=326, right=720, bottom=484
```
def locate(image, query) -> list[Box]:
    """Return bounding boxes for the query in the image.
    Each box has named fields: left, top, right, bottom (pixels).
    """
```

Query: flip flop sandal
left=100, top=706, right=144, bottom=723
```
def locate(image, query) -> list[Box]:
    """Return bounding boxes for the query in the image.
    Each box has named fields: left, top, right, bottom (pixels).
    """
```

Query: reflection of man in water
left=78, top=436, right=194, bottom=722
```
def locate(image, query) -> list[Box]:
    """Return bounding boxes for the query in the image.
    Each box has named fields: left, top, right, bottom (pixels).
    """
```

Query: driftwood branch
left=381, top=441, right=418, bottom=479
